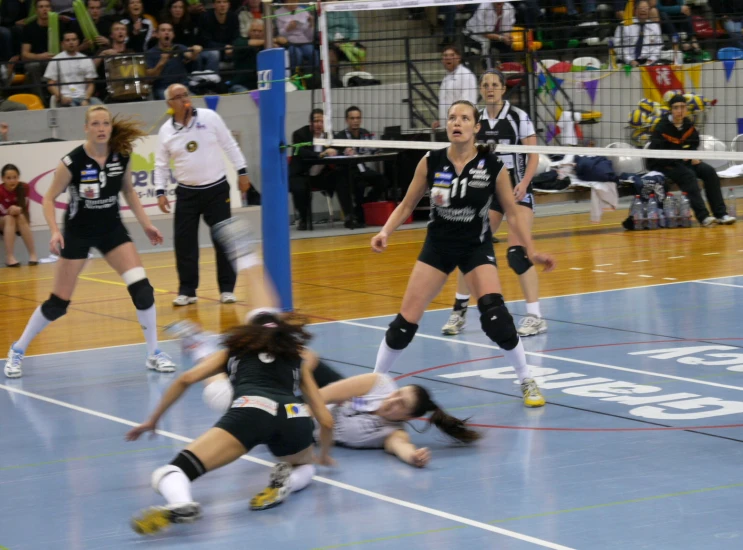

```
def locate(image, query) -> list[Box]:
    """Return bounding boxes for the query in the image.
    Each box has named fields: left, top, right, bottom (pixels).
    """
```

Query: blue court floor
left=2, top=276, right=743, bottom=550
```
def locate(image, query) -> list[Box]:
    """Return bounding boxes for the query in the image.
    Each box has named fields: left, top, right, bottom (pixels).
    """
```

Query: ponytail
left=410, top=385, right=482, bottom=444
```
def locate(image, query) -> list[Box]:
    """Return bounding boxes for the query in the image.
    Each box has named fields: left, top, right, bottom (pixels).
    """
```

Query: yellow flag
left=624, top=0, right=635, bottom=25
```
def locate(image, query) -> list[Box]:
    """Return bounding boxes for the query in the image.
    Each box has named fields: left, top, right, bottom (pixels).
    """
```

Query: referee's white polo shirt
left=154, top=107, right=248, bottom=196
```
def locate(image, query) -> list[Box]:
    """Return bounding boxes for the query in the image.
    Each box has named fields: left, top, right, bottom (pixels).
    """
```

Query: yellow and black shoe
left=521, top=378, right=546, bottom=408
left=131, top=502, right=201, bottom=535
left=250, top=462, right=292, bottom=511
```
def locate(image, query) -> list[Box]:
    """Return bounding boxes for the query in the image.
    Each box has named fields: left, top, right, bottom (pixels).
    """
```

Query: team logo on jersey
left=196, top=122, right=207, bottom=129
left=186, top=141, right=198, bottom=153
left=258, top=352, right=275, bottom=363
left=477, top=159, right=485, bottom=169
left=80, top=183, right=100, bottom=199
left=285, top=403, right=311, bottom=419
left=80, top=169, right=98, bottom=183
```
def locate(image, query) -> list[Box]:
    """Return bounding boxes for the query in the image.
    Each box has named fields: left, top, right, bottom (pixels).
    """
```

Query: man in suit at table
left=333, top=105, right=389, bottom=229
left=290, top=109, right=355, bottom=230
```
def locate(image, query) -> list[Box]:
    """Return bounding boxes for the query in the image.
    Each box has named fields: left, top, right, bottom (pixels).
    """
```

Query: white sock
left=502, top=339, right=531, bottom=383
left=158, top=468, right=194, bottom=505
left=15, top=307, right=52, bottom=352
left=374, top=339, right=403, bottom=374
left=455, top=293, right=471, bottom=301
left=526, top=301, right=542, bottom=318
left=288, top=464, right=315, bottom=493
left=236, top=253, right=262, bottom=272
left=136, top=305, right=158, bottom=356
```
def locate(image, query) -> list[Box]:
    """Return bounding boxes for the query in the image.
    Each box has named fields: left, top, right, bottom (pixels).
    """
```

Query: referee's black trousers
left=174, top=180, right=236, bottom=297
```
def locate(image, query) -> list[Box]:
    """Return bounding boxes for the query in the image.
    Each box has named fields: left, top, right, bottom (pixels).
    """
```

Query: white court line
left=632, top=260, right=649, bottom=263
left=592, top=270, right=606, bottom=273
left=340, top=320, right=743, bottom=392
left=341, top=320, right=502, bottom=350
left=22, top=276, right=743, bottom=359
left=668, top=256, right=685, bottom=259
left=615, top=272, right=629, bottom=275
left=638, top=275, right=653, bottom=278
left=693, top=281, right=743, bottom=289
left=0, top=383, right=574, bottom=550
left=702, top=253, right=720, bottom=256
left=569, top=267, right=583, bottom=271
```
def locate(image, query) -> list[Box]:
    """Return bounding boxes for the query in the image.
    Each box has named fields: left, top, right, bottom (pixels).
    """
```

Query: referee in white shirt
left=155, top=83, right=252, bottom=306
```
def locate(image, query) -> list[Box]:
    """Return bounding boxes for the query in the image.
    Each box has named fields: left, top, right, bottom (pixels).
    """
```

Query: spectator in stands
left=438, top=4, right=477, bottom=47
left=1, top=0, right=29, bottom=61
left=710, top=0, right=743, bottom=50
left=0, top=59, right=28, bottom=111
left=648, top=94, right=735, bottom=226
left=290, top=109, right=342, bottom=231
left=275, top=0, right=316, bottom=75
left=614, top=0, right=662, bottom=67
left=230, top=18, right=284, bottom=92
left=567, top=0, right=596, bottom=19
left=0, top=163, right=37, bottom=267
left=77, top=0, right=112, bottom=54
left=120, top=0, right=156, bottom=52
left=327, top=11, right=365, bottom=69
left=161, top=0, right=200, bottom=47
left=94, top=21, right=136, bottom=101
left=21, top=0, right=56, bottom=101
left=237, top=0, right=262, bottom=38
left=333, top=106, right=389, bottom=229
left=463, top=2, right=515, bottom=69
left=653, top=0, right=703, bottom=61
left=145, top=21, right=201, bottom=99
left=201, top=0, right=240, bottom=69
left=44, top=31, right=102, bottom=106
left=432, top=45, right=477, bottom=130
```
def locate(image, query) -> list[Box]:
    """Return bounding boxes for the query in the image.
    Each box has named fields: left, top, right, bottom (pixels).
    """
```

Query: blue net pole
left=257, top=48, right=293, bottom=311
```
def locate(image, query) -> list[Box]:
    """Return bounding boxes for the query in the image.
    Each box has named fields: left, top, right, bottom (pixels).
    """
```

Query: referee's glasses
left=169, top=92, right=190, bottom=102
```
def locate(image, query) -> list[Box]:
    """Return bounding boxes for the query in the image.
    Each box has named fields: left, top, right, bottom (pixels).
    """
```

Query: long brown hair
left=223, top=312, right=312, bottom=360
left=86, top=106, right=147, bottom=155
left=1, top=164, right=29, bottom=219
left=409, top=385, right=482, bottom=444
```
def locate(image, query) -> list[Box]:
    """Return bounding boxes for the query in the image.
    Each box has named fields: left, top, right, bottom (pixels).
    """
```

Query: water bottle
left=164, top=320, right=223, bottom=365
left=631, top=195, right=645, bottom=230
left=727, top=188, right=737, bottom=219
left=679, top=192, right=693, bottom=228
left=664, top=192, right=678, bottom=228
left=647, top=194, right=659, bottom=230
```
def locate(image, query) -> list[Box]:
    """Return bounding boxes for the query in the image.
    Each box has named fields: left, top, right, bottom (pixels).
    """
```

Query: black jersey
left=61, top=145, right=130, bottom=234
left=476, top=102, right=535, bottom=185
left=226, top=352, right=303, bottom=401
left=426, top=148, right=504, bottom=246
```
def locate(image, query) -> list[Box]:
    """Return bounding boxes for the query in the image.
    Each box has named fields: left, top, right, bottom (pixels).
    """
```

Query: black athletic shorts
left=214, top=394, right=314, bottom=457
left=417, top=237, right=497, bottom=276
left=61, top=223, right=132, bottom=260
left=490, top=169, right=535, bottom=214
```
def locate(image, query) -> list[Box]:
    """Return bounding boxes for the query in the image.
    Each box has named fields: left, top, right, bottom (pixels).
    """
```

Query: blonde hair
left=85, top=106, right=147, bottom=155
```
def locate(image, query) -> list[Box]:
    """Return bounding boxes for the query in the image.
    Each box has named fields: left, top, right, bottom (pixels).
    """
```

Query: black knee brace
left=385, top=313, right=419, bottom=350
left=170, top=449, right=206, bottom=481
left=128, top=278, right=155, bottom=310
left=477, top=293, right=519, bottom=350
left=506, top=246, right=533, bottom=276
left=40, top=293, right=70, bottom=321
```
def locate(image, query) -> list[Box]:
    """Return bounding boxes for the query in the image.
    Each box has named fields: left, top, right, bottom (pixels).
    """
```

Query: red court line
left=393, top=337, right=743, bottom=381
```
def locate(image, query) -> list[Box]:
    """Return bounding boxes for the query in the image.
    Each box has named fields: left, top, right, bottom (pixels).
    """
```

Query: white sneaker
left=441, top=310, right=467, bottom=335
left=220, top=292, right=237, bottom=304
left=172, top=295, right=198, bottom=306
left=146, top=350, right=177, bottom=373
left=517, top=314, right=547, bottom=337
left=250, top=462, right=292, bottom=511
left=718, top=215, right=736, bottom=225
left=701, top=216, right=717, bottom=227
left=4, top=343, right=24, bottom=378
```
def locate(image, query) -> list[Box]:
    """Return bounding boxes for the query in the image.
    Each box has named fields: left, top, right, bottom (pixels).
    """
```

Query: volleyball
left=637, top=99, right=656, bottom=114
left=628, top=108, right=649, bottom=128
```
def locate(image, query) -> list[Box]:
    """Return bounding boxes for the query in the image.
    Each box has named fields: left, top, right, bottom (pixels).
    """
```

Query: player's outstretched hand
left=409, top=447, right=430, bottom=468
left=532, top=252, right=556, bottom=273
left=145, top=225, right=164, bottom=245
left=371, top=232, right=388, bottom=253
left=125, top=420, right=157, bottom=441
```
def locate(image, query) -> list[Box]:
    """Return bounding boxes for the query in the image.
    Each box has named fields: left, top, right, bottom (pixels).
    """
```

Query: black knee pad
left=170, top=449, right=206, bottom=482
left=128, top=278, right=155, bottom=310
left=40, top=293, right=70, bottom=321
left=477, top=293, right=519, bottom=350
left=507, top=246, right=533, bottom=276
left=385, top=313, right=419, bottom=351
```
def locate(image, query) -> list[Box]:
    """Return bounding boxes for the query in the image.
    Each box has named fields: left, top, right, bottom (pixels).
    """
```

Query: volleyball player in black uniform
left=370, top=100, right=554, bottom=408
left=3, top=106, right=176, bottom=379
left=442, top=70, right=547, bottom=341
left=126, top=223, right=334, bottom=536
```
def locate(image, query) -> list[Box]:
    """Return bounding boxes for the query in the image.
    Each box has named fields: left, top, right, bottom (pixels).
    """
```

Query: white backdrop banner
left=11, top=136, right=241, bottom=228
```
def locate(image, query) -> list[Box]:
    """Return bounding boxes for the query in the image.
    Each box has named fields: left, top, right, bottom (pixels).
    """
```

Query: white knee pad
left=151, top=465, right=183, bottom=493
left=121, top=266, right=147, bottom=285
left=203, top=377, right=234, bottom=413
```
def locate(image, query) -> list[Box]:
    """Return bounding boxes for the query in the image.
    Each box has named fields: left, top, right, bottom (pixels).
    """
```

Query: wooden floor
left=1, top=203, right=740, bottom=356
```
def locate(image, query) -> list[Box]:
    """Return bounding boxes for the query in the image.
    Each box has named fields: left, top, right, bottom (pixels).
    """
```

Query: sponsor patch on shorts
left=285, top=403, right=311, bottom=419
left=231, top=395, right=278, bottom=415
